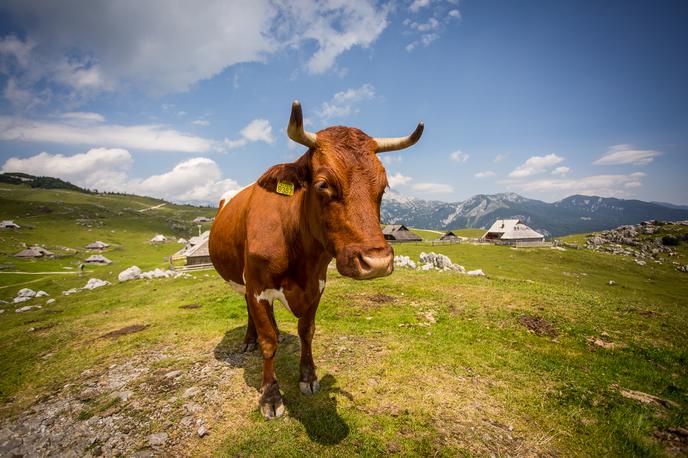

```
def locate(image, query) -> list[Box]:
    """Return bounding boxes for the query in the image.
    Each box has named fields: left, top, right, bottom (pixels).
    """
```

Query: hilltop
left=382, top=190, right=688, bottom=236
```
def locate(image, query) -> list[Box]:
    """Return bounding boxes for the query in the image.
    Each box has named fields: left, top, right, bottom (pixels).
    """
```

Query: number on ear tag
left=276, top=180, right=295, bottom=196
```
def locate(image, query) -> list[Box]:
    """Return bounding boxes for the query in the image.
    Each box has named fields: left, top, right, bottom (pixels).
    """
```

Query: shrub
left=662, top=235, right=680, bottom=246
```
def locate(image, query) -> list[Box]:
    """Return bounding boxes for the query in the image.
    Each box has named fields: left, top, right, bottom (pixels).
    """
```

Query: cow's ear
left=257, top=152, right=311, bottom=194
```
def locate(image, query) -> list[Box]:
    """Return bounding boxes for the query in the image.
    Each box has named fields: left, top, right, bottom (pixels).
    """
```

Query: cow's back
left=209, top=185, right=253, bottom=284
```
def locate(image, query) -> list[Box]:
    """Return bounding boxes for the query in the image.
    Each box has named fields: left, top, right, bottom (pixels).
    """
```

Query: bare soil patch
left=99, top=324, right=150, bottom=339
left=655, top=427, right=688, bottom=456
left=518, top=315, right=558, bottom=337
left=367, top=293, right=396, bottom=303
left=180, top=303, right=202, bottom=309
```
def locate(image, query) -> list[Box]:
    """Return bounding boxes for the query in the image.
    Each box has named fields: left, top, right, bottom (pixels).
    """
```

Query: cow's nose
left=356, top=245, right=394, bottom=279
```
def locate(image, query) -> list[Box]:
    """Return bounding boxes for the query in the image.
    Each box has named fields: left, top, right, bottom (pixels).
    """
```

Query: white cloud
left=409, top=18, right=440, bottom=32
left=409, top=0, right=431, bottom=12
left=551, top=166, right=570, bottom=176
left=501, top=172, right=647, bottom=198
left=192, top=119, right=209, bottom=126
left=413, top=182, right=454, bottom=193
left=474, top=171, right=496, bottom=179
left=1, top=148, right=240, bottom=203
left=0, top=0, right=390, bottom=97
left=593, top=144, right=662, bottom=166
left=508, top=153, right=564, bottom=178
left=448, top=9, right=461, bottom=18
left=223, top=118, right=274, bottom=150
left=382, top=155, right=402, bottom=165
left=0, top=115, right=213, bottom=153
left=57, top=112, right=106, bottom=123
left=388, top=172, right=412, bottom=188
left=493, top=153, right=507, bottom=163
left=1, top=148, right=133, bottom=191
left=317, top=84, right=375, bottom=121
left=450, top=150, right=469, bottom=163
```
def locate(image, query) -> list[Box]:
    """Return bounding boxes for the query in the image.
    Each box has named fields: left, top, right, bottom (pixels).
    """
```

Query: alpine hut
left=84, top=254, right=113, bottom=265
left=170, top=231, right=212, bottom=270
left=439, top=231, right=460, bottom=241
left=15, top=246, right=54, bottom=258
left=382, top=224, right=422, bottom=242
left=482, top=219, right=545, bottom=243
left=85, top=241, right=110, bottom=250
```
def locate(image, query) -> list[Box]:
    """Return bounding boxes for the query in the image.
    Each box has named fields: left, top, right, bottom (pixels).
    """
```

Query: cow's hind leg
left=298, top=305, right=320, bottom=395
left=248, top=290, right=284, bottom=419
left=241, top=296, right=258, bottom=352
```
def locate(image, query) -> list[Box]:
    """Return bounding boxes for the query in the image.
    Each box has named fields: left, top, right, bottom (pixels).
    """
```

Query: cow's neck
left=295, top=189, right=332, bottom=270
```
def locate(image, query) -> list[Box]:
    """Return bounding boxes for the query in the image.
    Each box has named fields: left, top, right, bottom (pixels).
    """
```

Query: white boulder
left=118, top=266, right=142, bottom=282
left=16, top=305, right=41, bottom=313
left=394, top=255, right=417, bottom=269
left=17, top=288, right=37, bottom=298
left=83, top=278, right=111, bottom=290
left=466, top=269, right=485, bottom=276
left=36, top=290, right=49, bottom=297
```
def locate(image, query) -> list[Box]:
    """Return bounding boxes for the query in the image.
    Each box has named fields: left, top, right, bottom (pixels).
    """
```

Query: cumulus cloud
left=493, top=153, right=508, bottom=163
left=317, top=84, right=376, bottom=121
left=0, top=0, right=391, bottom=99
left=388, top=172, right=412, bottom=188
left=0, top=115, right=213, bottom=153
left=381, top=155, right=402, bottom=165
left=474, top=171, right=496, bottom=179
left=192, top=119, right=209, bottom=126
left=501, top=172, right=647, bottom=198
left=551, top=166, right=570, bottom=176
left=593, top=144, right=662, bottom=166
left=508, top=153, right=564, bottom=178
left=413, top=182, right=454, bottom=193
left=1, top=148, right=133, bottom=191
left=222, top=118, right=274, bottom=150
left=1, top=148, right=241, bottom=203
left=449, top=150, right=469, bottom=163
left=409, top=0, right=431, bottom=12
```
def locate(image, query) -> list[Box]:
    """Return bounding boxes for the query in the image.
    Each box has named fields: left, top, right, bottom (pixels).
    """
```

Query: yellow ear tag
left=276, top=180, right=295, bottom=196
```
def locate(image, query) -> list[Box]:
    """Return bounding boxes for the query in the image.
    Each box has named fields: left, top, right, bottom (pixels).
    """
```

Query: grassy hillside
left=1, top=185, right=687, bottom=457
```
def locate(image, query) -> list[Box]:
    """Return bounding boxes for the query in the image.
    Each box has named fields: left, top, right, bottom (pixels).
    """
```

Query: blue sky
left=0, top=0, right=686, bottom=204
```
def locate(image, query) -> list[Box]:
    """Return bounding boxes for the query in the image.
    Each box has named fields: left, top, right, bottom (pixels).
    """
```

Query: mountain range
left=381, top=191, right=688, bottom=237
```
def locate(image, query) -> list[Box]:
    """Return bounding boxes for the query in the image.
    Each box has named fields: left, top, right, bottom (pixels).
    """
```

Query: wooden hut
left=15, top=246, right=54, bottom=258
left=382, top=224, right=422, bottom=242
left=170, top=231, right=212, bottom=270
left=439, top=231, right=459, bottom=241
left=483, top=219, right=545, bottom=243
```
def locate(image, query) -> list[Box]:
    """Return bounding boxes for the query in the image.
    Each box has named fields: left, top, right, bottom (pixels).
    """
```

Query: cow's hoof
left=260, top=383, right=284, bottom=420
left=241, top=342, right=257, bottom=353
left=299, top=379, right=320, bottom=395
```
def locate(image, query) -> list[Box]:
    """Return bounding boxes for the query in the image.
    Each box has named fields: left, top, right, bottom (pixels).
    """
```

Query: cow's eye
left=314, top=180, right=336, bottom=199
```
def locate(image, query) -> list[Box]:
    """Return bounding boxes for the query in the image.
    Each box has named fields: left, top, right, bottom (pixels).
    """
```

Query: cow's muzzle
left=336, top=243, right=394, bottom=280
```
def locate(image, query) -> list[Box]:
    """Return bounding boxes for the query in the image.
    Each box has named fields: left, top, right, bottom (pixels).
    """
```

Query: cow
left=209, top=101, right=423, bottom=419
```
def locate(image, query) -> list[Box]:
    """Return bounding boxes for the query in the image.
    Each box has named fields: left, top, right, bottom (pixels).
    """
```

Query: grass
left=1, top=184, right=687, bottom=456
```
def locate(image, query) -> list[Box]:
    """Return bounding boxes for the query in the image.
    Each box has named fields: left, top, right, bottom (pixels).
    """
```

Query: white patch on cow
left=219, top=182, right=254, bottom=208
left=228, top=280, right=246, bottom=295
left=319, top=279, right=326, bottom=293
left=255, top=288, right=291, bottom=313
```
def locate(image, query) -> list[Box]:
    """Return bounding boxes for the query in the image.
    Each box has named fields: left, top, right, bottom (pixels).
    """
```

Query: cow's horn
left=373, top=122, right=424, bottom=153
left=287, top=100, right=317, bottom=148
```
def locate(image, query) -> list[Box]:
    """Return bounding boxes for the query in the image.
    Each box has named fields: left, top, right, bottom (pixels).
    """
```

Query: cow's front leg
left=241, top=296, right=258, bottom=353
left=298, top=304, right=320, bottom=395
left=248, top=289, right=284, bottom=419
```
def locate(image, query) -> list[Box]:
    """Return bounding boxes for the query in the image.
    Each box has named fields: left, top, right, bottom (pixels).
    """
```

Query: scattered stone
left=466, top=269, right=485, bottom=276
left=183, top=387, right=200, bottom=398
left=393, top=255, right=416, bottom=269
left=16, top=305, right=41, bottom=313
left=164, top=370, right=183, bottom=379
left=99, top=324, right=150, bottom=339
left=608, top=280, right=616, bottom=286
left=419, top=252, right=466, bottom=272
left=46, top=298, right=55, bottom=305
left=197, top=425, right=207, bottom=437
left=35, top=290, right=49, bottom=297
left=635, top=259, right=646, bottom=266
left=148, top=432, right=168, bottom=447
left=612, top=385, right=680, bottom=408
left=118, top=265, right=142, bottom=282
left=83, top=278, right=111, bottom=290
left=114, top=390, right=133, bottom=402
left=418, top=310, right=436, bottom=324
left=588, top=336, right=619, bottom=349
left=17, top=288, right=37, bottom=298
left=13, top=296, right=33, bottom=303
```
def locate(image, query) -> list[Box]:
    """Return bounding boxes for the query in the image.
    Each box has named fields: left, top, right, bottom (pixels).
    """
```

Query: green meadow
left=0, top=183, right=686, bottom=456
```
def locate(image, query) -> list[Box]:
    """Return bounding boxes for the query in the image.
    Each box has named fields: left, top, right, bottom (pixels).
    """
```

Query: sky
left=0, top=0, right=686, bottom=205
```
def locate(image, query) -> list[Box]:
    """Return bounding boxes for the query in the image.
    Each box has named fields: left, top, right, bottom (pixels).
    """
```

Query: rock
left=197, top=425, right=207, bottom=437
left=83, top=278, right=111, bottom=290
left=13, top=296, right=33, bottom=303
left=46, top=298, right=55, bottom=305
left=114, top=390, right=133, bottom=402
left=183, top=386, right=200, bottom=398
left=62, top=288, right=80, bottom=295
left=118, top=266, right=142, bottom=282
left=147, top=432, right=168, bottom=447
left=17, top=288, right=37, bottom=298
left=420, top=263, right=434, bottom=271
left=16, top=305, right=41, bottom=313
left=608, top=280, right=616, bottom=286
left=164, top=370, right=182, bottom=379
left=466, top=269, right=485, bottom=276
left=0, top=309, right=4, bottom=314
left=35, top=290, right=49, bottom=297
left=393, top=255, right=416, bottom=269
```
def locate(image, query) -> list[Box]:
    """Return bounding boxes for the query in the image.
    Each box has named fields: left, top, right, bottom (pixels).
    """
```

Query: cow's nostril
left=360, top=255, right=392, bottom=272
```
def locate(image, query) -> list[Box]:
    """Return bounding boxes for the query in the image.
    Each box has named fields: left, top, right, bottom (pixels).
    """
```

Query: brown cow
left=209, top=101, right=423, bottom=419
